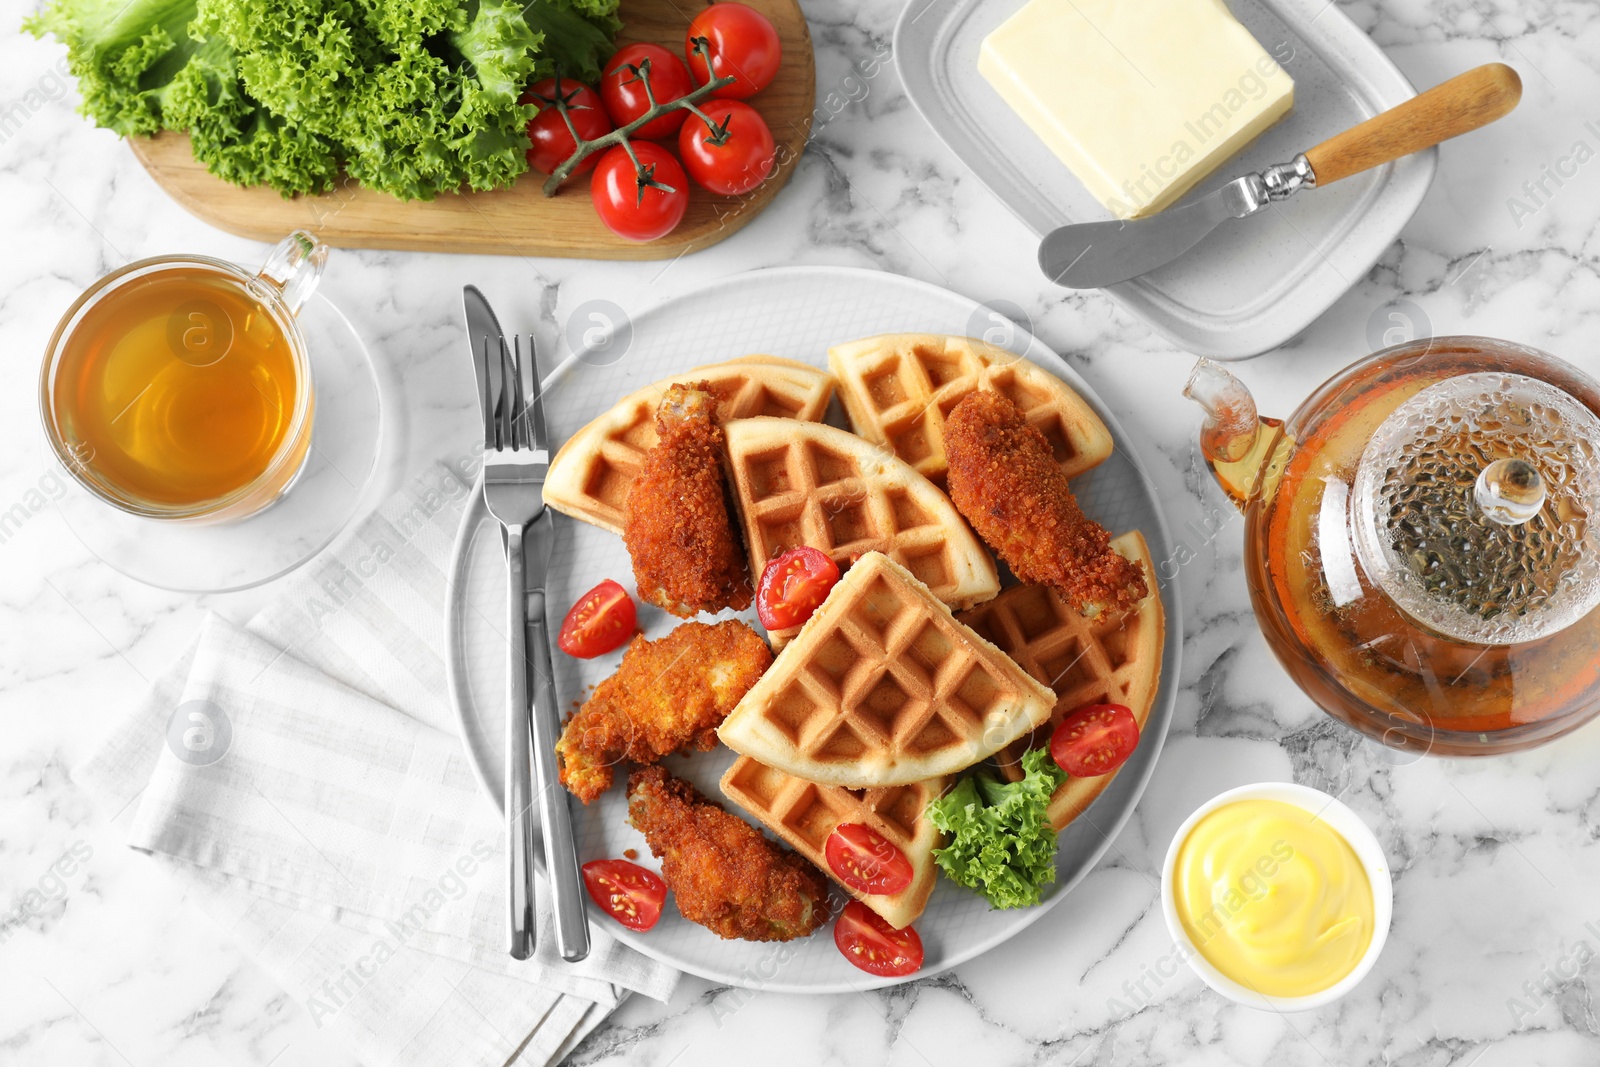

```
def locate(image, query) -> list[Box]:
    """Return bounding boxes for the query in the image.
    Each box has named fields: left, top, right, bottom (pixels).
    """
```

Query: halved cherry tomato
left=558, top=579, right=636, bottom=658
left=1049, top=703, right=1140, bottom=777
left=756, top=546, right=841, bottom=630
left=685, top=3, right=782, bottom=99
left=826, top=823, right=913, bottom=895
left=581, top=858, right=667, bottom=931
left=833, top=900, right=923, bottom=977
left=522, top=77, right=612, bottom=176
left=590, top=142, right=690, bottom=242
left=599, top=43, right=695, bottom=139
left=678, top=100, right=775, bottom=196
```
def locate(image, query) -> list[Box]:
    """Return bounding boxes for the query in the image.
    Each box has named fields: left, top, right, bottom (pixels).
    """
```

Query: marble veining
left=4, top=0, right=1600, bottom=1063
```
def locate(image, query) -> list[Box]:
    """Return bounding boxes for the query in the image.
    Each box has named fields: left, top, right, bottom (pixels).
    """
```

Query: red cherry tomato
left=558, top=579, right=636, bottom=658
left=522, top=77, right=612, bottom=176
left=590, top=142, right=690, bottom=242
left=1049, top=703, right=1140, bottom=777
left=833, top=900, right=923, bottom=977
left=685, top=2, right=782, bottom=99
left=756, top=546, right=841, bottom=630
left=678, top=100, right=775, bottom=195
left=581, top=859, right=667, bottom=931
left=600, top=43, right=695, bottom=139
left=825, top=823, right=914, bottom=896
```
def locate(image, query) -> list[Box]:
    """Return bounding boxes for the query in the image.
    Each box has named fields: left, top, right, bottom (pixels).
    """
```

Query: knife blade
left=464, top=285, right=505, bottom=425
left=1037, top=63, right=1522, bottom=290
left=1038, top=172, right=1276, bottom=289
left=465, top=288, right=512, bottom=550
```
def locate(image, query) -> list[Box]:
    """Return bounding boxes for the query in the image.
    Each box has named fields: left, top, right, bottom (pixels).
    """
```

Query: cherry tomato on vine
left=600, top=43, right=695, bottom=139
left=678, top=100, right=775, bottom=195
left=522, top=77, right=612, bottom=177
left=581, top=859, right=667, bottom=931
left=1049, top=703, right=1140, bottom=777
left=590, top=141, right=690, bottom=242
left=834, top=901, right=923, bottom=977
left=557, top=579, right=636, bottom=658
left=685, top=3, right=782, bottom=99
left=755, top=546, right=840, bottom=630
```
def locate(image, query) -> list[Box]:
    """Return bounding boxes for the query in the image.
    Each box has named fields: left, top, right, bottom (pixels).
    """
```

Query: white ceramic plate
left=893, top=0, right=1437, bottom=360
left=444, top=265, right=1182, bottom=991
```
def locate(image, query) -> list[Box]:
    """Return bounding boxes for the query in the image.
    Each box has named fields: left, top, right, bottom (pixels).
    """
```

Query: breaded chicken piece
left=946, top=391, right=1148, bottom=615
left=556, top=620, right=772, bottom=803
left=624, top=383, right=753, bottom=617
left=627, top=766, right=830, bottom=942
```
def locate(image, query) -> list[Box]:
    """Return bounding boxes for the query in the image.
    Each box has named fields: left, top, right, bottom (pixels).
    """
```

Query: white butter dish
left=895, top=0, right=1436, bottom=359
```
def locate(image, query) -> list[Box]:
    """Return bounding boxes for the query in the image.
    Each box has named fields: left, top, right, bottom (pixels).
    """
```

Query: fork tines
left=483, top=334, right=545, bottom=455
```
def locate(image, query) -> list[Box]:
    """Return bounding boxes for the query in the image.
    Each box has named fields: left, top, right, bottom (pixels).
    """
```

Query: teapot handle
left=1303, top=63, right=1522, bottom=186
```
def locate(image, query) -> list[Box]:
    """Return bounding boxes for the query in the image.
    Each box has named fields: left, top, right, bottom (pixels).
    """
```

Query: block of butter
left=979, top=0, right=1294, bottom=219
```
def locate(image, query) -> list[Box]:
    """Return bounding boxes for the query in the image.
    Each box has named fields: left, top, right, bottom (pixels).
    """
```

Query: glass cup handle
left=255, top=231, right=329, bottom=316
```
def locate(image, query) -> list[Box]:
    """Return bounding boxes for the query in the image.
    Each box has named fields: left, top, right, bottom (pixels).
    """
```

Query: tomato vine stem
left=541, top=47, right=735, bottom=197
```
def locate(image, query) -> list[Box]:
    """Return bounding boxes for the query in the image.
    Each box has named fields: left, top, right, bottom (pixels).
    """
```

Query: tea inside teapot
left=1190, top=338, right=1600, bottom=756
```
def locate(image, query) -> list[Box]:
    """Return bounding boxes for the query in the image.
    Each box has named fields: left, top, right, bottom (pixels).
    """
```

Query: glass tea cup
left=40, top=232, right=329, bottom=525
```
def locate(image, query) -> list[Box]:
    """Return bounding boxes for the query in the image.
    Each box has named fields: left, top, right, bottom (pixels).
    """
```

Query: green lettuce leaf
left=164, top=35, right=341, bottom=195
left=452, top=0, right=542, bottom=104
left=928, top=748, right=1067, bottom=909
left=25, top=0, right=210, bottom=136
left=517, top=0, right=620, bottom=85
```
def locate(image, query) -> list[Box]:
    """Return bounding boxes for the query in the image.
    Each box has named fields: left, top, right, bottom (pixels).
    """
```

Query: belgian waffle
left=957, top=532, right=1164, bottom=831
left=721, top=756, right=947, bottom=930
left=828, top=333, right=1113, bottom=486
left=545, top=357, right=835, bottom=535
left=717, top=552, right=1056, bottom=787
left=723, top=417, right=999, bottom=646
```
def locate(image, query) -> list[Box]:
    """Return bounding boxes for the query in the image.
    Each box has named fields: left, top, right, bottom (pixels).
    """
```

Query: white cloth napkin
left=74, top=460, right=679, bottom=1067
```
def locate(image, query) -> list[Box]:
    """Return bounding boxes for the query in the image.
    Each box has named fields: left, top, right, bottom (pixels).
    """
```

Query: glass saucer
left=47, top=294, right=385, bottom=593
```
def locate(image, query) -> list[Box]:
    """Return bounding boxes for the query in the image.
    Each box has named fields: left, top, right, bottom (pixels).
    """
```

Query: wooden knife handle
left=1304, top=63, right=1522, bottom=186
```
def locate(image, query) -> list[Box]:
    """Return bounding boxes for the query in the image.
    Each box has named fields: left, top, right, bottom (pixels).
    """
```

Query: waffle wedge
left=829, top=334, right=1113, bottom=486
left=957, top=532, right=1164, bottom=831
left=545, top=357, right=835, bottom=535
left=718, top=552, right=1056, bottom=787
left=724, top=417, right=999, bottom=646
left=721, top=756, right=947, bottom=930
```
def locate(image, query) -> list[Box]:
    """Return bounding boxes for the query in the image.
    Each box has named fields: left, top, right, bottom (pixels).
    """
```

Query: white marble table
left=5, top=0, right=1600, bottom=1064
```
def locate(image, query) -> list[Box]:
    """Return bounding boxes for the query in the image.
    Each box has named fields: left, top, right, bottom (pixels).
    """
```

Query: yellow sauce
left=1173, top=798, right=1374, bottom=997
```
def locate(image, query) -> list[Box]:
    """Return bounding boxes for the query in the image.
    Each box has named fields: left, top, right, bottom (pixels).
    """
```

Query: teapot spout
left=1184, top=359, right=1287, bottom=510
left=1186, top=359, right=1261, bottom=463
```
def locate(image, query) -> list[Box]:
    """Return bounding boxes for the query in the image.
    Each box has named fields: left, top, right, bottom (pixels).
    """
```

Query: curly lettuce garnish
left=928, top=747, right=1066, bottom=909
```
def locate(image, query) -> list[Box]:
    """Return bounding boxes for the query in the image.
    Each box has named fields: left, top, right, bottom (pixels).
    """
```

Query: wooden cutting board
left=128, top=0, right=813, bottom=259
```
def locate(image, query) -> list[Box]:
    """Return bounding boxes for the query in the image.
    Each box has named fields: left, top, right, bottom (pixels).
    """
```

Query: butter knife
left=1039, top=63, right=1521, bottom=289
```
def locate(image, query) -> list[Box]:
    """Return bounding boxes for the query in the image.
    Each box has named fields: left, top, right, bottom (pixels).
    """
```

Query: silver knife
left=465, top=286, right=506, bottom=440
left=463, top=285, right=537, bottom=960
left=1039, top=63, right=1521, bottom=290
left=515, top=335, right=591, bottom=964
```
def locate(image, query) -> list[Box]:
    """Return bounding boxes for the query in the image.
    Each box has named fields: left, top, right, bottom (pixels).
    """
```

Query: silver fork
left=480, top=333, right=591, bottom=963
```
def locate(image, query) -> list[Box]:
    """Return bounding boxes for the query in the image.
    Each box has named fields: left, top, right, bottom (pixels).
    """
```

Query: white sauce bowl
left=1160, top=781, right=1393, bottom=1011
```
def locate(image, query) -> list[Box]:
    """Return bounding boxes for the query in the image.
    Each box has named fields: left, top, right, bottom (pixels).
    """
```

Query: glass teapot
left=1186, top=337, right=1600, bottom=757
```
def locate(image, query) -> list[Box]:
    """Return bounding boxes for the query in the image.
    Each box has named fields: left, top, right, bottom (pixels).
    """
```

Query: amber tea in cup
left=41, top=233, right=327, bottom=523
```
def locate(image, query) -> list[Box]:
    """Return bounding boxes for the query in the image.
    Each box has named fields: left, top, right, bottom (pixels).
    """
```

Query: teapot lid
left=1352, top=371, right=1600, bottom=644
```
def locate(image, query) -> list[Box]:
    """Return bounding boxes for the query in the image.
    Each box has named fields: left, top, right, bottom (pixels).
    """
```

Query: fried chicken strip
left=945, top=391, right=1148, bottom=615
left=556, top=620, right=772, bottom=803
left=624, top=383, right=753, bottom=617
left=627, top=766, right=830, bottom=942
